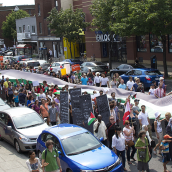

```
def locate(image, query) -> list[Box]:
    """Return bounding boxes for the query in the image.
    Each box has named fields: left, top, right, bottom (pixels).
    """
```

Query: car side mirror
left=58, top=151, right=61, bottom=155
left=99, top=137, right=104, bottom=142
left=44, top=118, right=47, bottom=122
left=116, top=67, right=119, bottom=70
left=7, top=126, right=12, bottom=130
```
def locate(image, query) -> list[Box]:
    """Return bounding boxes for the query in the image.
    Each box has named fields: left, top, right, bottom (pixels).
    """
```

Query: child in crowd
left=13, top=91, right=19, bottom=107
left=148, top=84, right=155, bottom=96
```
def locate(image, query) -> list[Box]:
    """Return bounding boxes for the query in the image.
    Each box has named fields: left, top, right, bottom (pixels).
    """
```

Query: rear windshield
left=144, top=70, right=161, bottom=75
left=71, top=59, right=81, bottom=62
left=94, top=62, right=105, bottom=65
left=27, top=62, right=40, bottom=66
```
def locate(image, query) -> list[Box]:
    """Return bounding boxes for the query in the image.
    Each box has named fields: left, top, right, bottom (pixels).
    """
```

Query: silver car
left=0, top=107, right=48, bottom=153
left=0, top=98, right=10, bottom=111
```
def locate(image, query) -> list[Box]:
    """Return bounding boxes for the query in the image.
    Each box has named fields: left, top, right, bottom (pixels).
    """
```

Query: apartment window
left=32, top=26, right=35, bottom=33
left=55, top=0, right=58, bottom=10
left=38, top=4, right=41, bottom=16
left=23, top=25, right=25, bottom=32
left=28, top=25, right=30, bottom=32
left=150, top=34, right=163, bottom=52
left=39, top=23, right=42, bottom=34
left=47, top=25, right=51, bottom=35
left=28, top=9, right=31, bottom=15
left=19, top=27, right=22, bottom=33
left=136, top=35, right=147, bottom=52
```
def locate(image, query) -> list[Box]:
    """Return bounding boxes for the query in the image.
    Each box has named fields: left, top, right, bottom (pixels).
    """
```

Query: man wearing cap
left=80, top=74, right=88, bottom=85
left=138, top=105, right=152, bottom=138
left=94, top=72, right=101, bottom=87
left=158, top=77, right=166, bottom=90
left=154, top=82, right=165, bottom=98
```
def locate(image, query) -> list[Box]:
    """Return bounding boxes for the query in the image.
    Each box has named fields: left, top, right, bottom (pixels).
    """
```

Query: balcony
left=17, top=32, right=31, bottom=41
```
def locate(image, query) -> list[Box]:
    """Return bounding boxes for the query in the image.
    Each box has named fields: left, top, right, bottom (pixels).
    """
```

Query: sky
left=0, top=0, right=34, bottom=6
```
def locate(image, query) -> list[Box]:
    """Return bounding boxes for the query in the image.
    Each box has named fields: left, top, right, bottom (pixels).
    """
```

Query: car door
left=122, top=70, right=134, bottom=83
left=123, top=65, right=132, bottom=74
left=133, top=70, right=142, bottom=81
left=0, top=113, right=7, bottom=139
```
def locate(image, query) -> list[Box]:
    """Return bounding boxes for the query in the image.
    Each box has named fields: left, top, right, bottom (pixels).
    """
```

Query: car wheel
left=15, top=140, right=21, bottom=153
left=0, top=134, right=3, bottom=141
left=111, top=72, right=114, bottom=79
left=67, top=169, right=72, bottom=172
left=38, top=151, right=42, bottom=164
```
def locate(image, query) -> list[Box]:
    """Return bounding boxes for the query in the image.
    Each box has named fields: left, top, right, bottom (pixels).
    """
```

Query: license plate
left=155, top=78, right=159, bottom=80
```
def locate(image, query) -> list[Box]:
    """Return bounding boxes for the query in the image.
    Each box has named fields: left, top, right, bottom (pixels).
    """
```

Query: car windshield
left=62, top=132, right=101, bottom=156
left=27, top=62, right=40, bottom=66
left=90, top=66, right=104, bottom=71
left=71, top=59, right=81, bottom=62
left=93, top=62, right=105, bottom=65
left=0, top=98, right=6, bottom=105
left=145, top=70, right=162, bottom=75
left=13, top=112, right=44, bottom=129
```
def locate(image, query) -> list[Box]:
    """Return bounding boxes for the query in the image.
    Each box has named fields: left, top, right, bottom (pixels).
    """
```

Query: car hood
left=0, top=104, right=10, bottom=111
left=68, top=145, right=118, bottom=170
left=17, top=123, right=48, bottom=138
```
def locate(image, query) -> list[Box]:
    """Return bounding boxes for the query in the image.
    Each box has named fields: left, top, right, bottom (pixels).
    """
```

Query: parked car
left=63, top=59, right=83, bottom=65
left=3, top=56, right=13, bottom=63
left=48, top=62, right=71, bottom=72
left=12, top=55, right=29, bottom=64
left=0, top=98, right=10, bottom=111
left=36, top=60, right=47, bottom=66
left=41, top=63, right=51, bottom=72
left=120, top=68, right=163, bottom=88
left=36, top=124, right=122, bottom=172
left=26, top=60, right=40, bottom=70
left=0, top=107, right=48, bottom=153
left=81, top=62, right=109, bottom=73
left=110, top=63, right=146, bottom=78
left=81, top=66, right=104, bottom=75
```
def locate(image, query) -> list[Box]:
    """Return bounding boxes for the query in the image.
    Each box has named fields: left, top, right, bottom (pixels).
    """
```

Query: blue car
left=63, top=59, right=83, bottom=65
left=36, top=124, right=123, bottom=172
left=120, top=68, right=163, bottom=88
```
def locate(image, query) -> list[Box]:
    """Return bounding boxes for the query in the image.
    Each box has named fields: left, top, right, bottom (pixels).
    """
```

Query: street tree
left=90, top=0, right=116, bottom=69
left=47, top=7, right=89, bottom=59
left=112, top=0, right=172, bottom=78
left=2, top=10, right=30, bottom=40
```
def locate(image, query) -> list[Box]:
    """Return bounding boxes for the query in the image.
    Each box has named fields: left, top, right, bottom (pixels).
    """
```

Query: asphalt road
left=0, top=109, right=172, bottom=172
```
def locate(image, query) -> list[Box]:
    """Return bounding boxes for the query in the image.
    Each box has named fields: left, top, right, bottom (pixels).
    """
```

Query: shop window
left=19, top=27, right=22, bottom=33
left=32, top=26, right=35, bottom=33
left=150, top=34, right=163, bottom=52
left=136, top=35, right=147, bottom=52
left=169, top=34, right=172, bottom=53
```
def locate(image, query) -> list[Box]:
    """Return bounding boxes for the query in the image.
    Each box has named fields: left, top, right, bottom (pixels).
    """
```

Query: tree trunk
left=69, top=42, right=73, bottom=59
left=108, top=35, right=113, bottom=69
left=161, top=35, right=168, bottom=78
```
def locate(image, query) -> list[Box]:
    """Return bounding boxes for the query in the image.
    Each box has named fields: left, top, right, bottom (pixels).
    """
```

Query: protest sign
left=71, top=64, right=80, bottom=71
left=32, top=81, right=39, bottom=87
left=60, top=91, right=69, bottom=124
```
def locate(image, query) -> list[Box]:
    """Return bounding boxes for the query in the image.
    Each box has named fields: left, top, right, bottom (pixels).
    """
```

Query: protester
left=27, top=95, right=35, bottom=108
left=13, top=91, right=19, bottom=107
left=75, top=70, right=82, bottom=83
left=126, top=76, right=134, bottom=91
left=32, top=100, right=40, bottom=114
left=154, top=82, right=165, bottom=98
left=118, top=79, right=126, bottom=90
left=112, top=126, right=127, bottom=171
left=138, top=105, right=152, bottom=138
left=123, top=120, right=136, bottom=164
left=37, top=88, right=46, bottom=106
left=87, top=78, right=94, bottom=86
left=135, top=130, right=151, bottom=172
left=42, top=140, right=62, bottom=172
left=7, top=82, right=13, bottom=106
left=158, top=77, right=166, bottom=90
left=110, top=76, right=119, bottom=88
left=113, top=101, right=120, bottom=125
left=133, top=78, right=140, bottom=91
left=40, top=98, right=50, bottom=125
left=136, top=83, right=144, bottom=93
left=100, top=72, right=109, bottom=87
left=93, top=115, right=107, bottom=146
left=132, top=99, right=140, bottom=115
left=87, top=69, right=94, bottom=80
left=164, top=112, right=171, bottom=129
left=148, top=84, right=155, bottom=96
left=18, top=89, right=26, bottom=107
left=153, top=112, right=163, bottom=155
left=94, top=72, right=101, bottom=87
left=26, top=151, right=44, bottom=172
left=80, top=74, right=88, bottom=85
left=48, top=101, right=58, bottom=126
left=108, top=92, right=117, bottom=103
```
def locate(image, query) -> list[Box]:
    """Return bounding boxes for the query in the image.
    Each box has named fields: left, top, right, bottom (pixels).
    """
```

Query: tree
left=2, top=10, right=30, bottom=40
left=47, top=7, right=89, bottom=59
left=112, top=0, right=172, bottom=78
left=90, top=0, right=116, bottom=69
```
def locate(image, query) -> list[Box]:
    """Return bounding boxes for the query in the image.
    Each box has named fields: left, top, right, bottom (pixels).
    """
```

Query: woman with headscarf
left=166, top=117, right=172, bottom=159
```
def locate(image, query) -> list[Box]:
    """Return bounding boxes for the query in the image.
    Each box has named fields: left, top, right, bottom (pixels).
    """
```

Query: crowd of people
left=0, top=67, right=171, bottom=172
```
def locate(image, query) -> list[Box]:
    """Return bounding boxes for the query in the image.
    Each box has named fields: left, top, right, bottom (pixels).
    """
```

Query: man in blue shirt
left=81, top=74, right=88, bottom=85
left=133, top=78, right=140, bottom=91
left=118, top=79, right=126, bottom=90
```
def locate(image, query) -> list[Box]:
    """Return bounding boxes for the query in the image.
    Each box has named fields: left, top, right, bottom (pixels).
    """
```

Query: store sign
left=96, top=34, right=120, bottom=42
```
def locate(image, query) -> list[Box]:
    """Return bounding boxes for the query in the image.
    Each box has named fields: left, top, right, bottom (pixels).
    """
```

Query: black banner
left=96, top=94, right=110, bottom=124
left=79, top=94, right=93, bottom=132
left=69, top=88, right=82, bottom=126
left=60, top=91, right=69, bottom=124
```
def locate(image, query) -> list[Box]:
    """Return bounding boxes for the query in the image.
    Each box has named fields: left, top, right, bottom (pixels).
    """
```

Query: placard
left=61, top=68, right=66, bottom=76
left=69, top=88, right=82, bottom=126
left=0, top=56, right=3, bottom=61
left=96, top=94, right=110, bottom=124
left=79, top=94, right=94, bottom=132
left=71, top=64, right=81, bottom=71
left=64, top=63, right=70, bottom=75
left=60, top=91, right=69, bottom=124
left=32, top=81, right=39, bottom=87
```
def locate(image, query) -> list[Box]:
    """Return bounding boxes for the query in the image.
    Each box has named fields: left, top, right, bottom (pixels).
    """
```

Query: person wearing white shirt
left=148, top=84, right=155, bottom=96
left=138, top=105, right=152, bottom=138
left=94, top=72, right=101, bottom=87
left=93, top=115, right=107, bottom=146
left=100, top=73, right=109, bottom=87
left=112, top=126, right=127, bottom=171
left=126, top=76, right=134, bottom=90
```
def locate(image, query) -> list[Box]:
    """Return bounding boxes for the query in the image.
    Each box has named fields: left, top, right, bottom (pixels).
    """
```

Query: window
left=134, top=70, right=142, bottom=75
left=39, top=23, right=42, bottom=34
left=27, top=25, right=30, bottom=32
left=0, top=113, right=7, bottom=124
left=136, top=35, right=147, bottom=52
left=47, top=25, right=51, bottom=35
left=126, top=70, right=134, bottom=75
left=123, top=65, right=130, bottom=69
left=23, top=25, right=25, bottom=32
left=19, top=27, right=22, bottom=33
left=55, top=0, right=58, bottom=10
left=38, top=4, right=41, bottom=16
left=28, top=9, right=31, bottom=15
left=32, top=26, right=35, bottom=33
left=117, top=64, right=125, bottom=69
left=169, top=34, right=172, bottom=53
left=150, top=34, right=163, bottom=52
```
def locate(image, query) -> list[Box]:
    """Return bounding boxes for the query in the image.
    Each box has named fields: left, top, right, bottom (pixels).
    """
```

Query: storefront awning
left=16, top=44, right=32, bottom=49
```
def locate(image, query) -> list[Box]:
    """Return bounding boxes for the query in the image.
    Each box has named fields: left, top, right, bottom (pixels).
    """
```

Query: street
left=0, top=110, right=172, bottom=172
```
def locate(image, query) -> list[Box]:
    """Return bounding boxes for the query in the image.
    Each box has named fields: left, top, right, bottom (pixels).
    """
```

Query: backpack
left=45, top=148, right=58, bottom=161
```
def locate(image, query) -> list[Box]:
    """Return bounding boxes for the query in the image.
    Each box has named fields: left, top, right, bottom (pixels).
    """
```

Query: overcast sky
left=0, top=0, right=34, bottom=6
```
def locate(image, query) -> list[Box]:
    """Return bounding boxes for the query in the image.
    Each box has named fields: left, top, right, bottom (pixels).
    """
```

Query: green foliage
left=2, top=10, right=30, bottom=40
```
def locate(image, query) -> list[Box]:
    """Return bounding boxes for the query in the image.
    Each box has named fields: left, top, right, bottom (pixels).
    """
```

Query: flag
left=88, top=112, right=96, bottom=126
left=130, top=93, right=137, bottom=99
left=53, top=89, right=57, bottom=93
left=122, top=100, right=130, bottom=125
